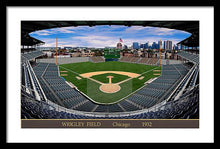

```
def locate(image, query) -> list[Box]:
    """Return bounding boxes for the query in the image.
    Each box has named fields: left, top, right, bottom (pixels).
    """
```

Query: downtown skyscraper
left=164, top=40, right=173, bottom=50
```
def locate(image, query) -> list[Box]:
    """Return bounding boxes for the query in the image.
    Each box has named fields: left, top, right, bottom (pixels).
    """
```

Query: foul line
left=115, top=77, right=132, bottom=85
left=59, top=65, right=80, bottom=75
left=140, top=66, right=161, bottom=75
left=87, top=77, right=103, bottom=85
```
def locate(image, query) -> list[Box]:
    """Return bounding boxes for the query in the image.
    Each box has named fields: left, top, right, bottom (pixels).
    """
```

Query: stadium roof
left=177, top=32, right=199, bottom=47
left=21, top=33, right=45, bottom=46
left=21, top=21, right=199, bottom=47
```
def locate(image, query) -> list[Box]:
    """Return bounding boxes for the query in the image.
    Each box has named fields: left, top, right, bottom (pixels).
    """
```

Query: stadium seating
left=32, top=63, right=96, bottom=110
left=89, top=56, right=105, bottom=63
left=116, top=63, right=191, bottom=111
left=27, top=61, right=195, bottom=114
left=21, top=50, right=44, bottom=63
left=37, top=57, right=89, bottom=64
left=21, top=50, right=199, bottom=119
left=119, top=56, right=159, bottom=65
left=138, top=57, right=149, bottom=64
left=21, top=85, right=199, bottom=119
left=177, top=51, right=199, bottom=64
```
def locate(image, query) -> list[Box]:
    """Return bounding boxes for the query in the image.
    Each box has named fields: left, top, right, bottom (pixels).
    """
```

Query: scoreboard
left=104, top=49, right=120, bottom=59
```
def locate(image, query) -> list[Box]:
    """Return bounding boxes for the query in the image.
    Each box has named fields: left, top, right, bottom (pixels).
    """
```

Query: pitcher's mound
left=99, top=84, right=121, bottom=93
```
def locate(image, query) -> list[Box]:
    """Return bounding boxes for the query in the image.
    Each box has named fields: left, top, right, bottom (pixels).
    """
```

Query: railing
left=21, top=87, right=56, bottom=111
left=26, top=61, right=48, bottom=102
left=165, top=63, right=197, bottom=102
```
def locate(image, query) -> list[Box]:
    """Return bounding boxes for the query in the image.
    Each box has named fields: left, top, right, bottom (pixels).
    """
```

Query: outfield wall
left=36, top=57, right=89, bottom=64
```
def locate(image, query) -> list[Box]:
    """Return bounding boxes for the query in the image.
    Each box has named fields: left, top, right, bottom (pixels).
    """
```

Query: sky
left=30, top=25, right=191, bottom=48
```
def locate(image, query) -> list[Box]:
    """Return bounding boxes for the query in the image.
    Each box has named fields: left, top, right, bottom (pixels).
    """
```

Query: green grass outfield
left=59, top=61, right=161, bottom=104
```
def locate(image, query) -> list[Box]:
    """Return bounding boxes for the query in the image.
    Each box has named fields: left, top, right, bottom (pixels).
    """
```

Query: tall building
left=133, top=42, right=139, bottom=49
left=158, top=40, right=162, bottom=49
left=144, top=42, right=149, bottom=49
left=152, top=42, right=158, bottom=49
left=140, top=44, right=144, bottom=49
left=164, top=40, right=173, bottom=50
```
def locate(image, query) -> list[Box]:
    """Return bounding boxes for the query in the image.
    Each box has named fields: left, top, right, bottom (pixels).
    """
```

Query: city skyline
left=30, top=25, right=191, bottom=48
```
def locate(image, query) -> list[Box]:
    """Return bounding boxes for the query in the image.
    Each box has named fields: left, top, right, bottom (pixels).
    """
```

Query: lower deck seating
left=31, top=62, right=192, bottom=113
left=21, top=85, right=199, bottom=119
left=33, top=63, right=98, bottom=111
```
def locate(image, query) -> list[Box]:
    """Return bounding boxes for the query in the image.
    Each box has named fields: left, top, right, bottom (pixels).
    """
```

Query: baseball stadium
left=21, top=21, right=199, bottom=120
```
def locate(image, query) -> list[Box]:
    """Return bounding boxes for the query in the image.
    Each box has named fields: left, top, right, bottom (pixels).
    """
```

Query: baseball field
left=58, top=61, right=161, bottom=104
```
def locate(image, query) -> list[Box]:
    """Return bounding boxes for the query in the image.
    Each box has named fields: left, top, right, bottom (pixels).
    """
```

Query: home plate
left=99, top=84, right=121, bottom=93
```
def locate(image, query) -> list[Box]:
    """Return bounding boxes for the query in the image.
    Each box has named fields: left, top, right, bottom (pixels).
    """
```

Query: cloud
left=30, top=26, right=76, bottom=36
left=32, top=30, right=52, bottom=36
left=51, top=27, right=75, bottom=34
left=124, top=26, right=181, bottom=36
left=30, top=25, right=191, bottom=48
left=72, top=35, right=118, bottom=48
left=125, top=26, right=146, bottom=32
left=39, top=34, right=185, bottom=48
left=152, top=27, right=175, bottom=35
left=38, top=38, right=56, bottom=47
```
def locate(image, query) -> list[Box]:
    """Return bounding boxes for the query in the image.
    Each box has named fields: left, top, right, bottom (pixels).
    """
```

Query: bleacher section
left=119, top=56, right=159, bottom=65
left=36, top=57, right=89, bottom=64
left=89, top=56, right=105, bottom=63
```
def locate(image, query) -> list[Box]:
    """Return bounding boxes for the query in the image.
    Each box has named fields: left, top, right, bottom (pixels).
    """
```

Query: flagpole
left=120, top=38, right=123, bottom=49
left=56, top=36, right=58, bottom=65
left=159, top=39, right=161, bottom=67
